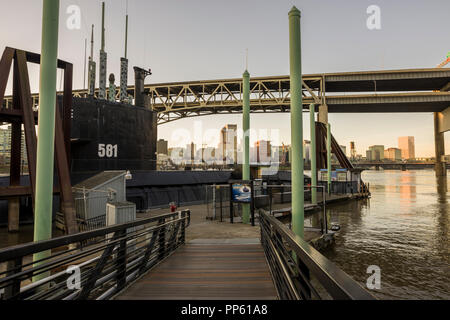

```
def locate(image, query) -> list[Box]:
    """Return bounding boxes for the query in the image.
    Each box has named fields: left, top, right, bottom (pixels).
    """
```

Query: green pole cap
left=243, top=70, right=250, bottom=78
left=289, top=6, right=301, bottom=18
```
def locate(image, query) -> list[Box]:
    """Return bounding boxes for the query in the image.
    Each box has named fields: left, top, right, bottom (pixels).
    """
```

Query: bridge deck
left=115, top=241, right=278, bottom=300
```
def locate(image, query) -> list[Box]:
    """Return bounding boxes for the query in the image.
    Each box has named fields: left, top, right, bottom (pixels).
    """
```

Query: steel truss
left=2, top=76, right=324, bottom=125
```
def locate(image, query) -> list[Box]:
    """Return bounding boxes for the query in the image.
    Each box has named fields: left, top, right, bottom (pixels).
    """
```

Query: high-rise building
left=255, top=140, right=271, bottom=163
left=184, top=142, right=196, bottom=163
left=303, top=140, right=311, bottom=162
left=385, top=147, right=402, bottom=161
left=202, top=147, right=216, bottom=163
left=350, top=141, right=356, bottom=159
left=398, top=136, right=415, bottom=160
left=220, top=124, right=237, bottom=164
left=0, top=125, right=27, bottom=166
left=156, top=139, right=168, bottom=155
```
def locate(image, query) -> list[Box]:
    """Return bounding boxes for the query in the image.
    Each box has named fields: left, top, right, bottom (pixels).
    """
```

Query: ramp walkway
left=115, top=239, right=277, bottom=300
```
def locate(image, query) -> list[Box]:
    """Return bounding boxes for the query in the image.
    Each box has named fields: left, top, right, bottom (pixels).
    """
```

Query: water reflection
left=315, top=170, right=450, bottom=300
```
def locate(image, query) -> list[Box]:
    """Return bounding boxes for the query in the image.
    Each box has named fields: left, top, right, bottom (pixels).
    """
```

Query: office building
left=255, top=140, right=271, bottom=163
left=350, top=141, right=356, bottom=159
left=385, top=147, right=402, bottom=161
left=398, top=136, right=415, bottom=160
left=156, top=139, right=168, bottom=155
left=367, top=145, right=384, bottom=161
left=220, top=124, right=238, bottom=164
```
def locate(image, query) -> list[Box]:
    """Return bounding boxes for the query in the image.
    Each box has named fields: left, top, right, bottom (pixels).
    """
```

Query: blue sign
left=231, top=183, right=252, bottom=203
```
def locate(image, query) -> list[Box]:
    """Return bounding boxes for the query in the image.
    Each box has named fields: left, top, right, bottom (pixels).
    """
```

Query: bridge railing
left=259, top=210, right=375, bottom=300
left=0, top=210, right=190, bottom=300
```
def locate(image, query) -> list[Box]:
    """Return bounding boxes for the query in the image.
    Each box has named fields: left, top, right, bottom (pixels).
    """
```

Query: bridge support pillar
left=8, top=198, right=20, bottom=233
left=434, top=112, right=447, bottom=176
left=318, top=104, right=328, bottom=124
left=289, top=6, right=304, bottom=238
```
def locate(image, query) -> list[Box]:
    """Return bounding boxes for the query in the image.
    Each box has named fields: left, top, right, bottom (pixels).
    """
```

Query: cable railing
left=0, top=210, right=190, bottom=300
left=259, top=210, right=375, bottom=300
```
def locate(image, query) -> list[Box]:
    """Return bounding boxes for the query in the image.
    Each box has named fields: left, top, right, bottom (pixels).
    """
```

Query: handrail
left=0, top=211, right=186, bottom=262
left=259, top=210, right=375, bottom=300
left=0, top=209, right=190, bottom=300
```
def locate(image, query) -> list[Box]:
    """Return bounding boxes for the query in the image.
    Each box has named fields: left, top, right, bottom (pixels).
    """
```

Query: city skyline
left=157, top=123, right=427, bottom=161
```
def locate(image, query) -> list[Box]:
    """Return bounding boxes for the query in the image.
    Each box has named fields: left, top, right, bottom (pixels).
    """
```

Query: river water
left=308, top=170, right=449, bottom=300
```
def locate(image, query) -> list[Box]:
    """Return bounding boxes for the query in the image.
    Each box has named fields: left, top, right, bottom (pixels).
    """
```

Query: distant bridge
left=354, top=162, right=449, bottom=170
left=2, top=68, right=450, bottom=124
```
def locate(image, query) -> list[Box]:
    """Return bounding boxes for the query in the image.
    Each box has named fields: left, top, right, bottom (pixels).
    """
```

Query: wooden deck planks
left=115, top=243, right=278, bottom=300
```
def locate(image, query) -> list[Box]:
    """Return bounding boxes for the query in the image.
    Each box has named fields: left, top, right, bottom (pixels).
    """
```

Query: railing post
left=251, top=180, right=255, bottom=226
left=158, top=218, right=166, bottom=259
left=294, top=256, right=312, bottom=300
left=219, top=186, right=223, bottom=222
left=229, top=183, right=234, bottom=224
left=4, top=257, right=22, bottom=299
left=269, top=186, right=273, bottom=215
left=180, top=211, right=186, bottom=245
left=116, top=229, right=127, bottom=291
left=212, top=184, right=216, bottom=220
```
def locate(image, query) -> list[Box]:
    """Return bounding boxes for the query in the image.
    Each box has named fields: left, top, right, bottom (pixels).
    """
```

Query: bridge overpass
left=2, top=68, right=450, bottom=124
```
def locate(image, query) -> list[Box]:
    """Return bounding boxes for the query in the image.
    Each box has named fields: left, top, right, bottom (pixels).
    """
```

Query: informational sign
left=319, top=170, right=339, bottom=181
left=337, top=171, right=347, bottom=182
left=231, top=183, right=252, bottom=203
left=336, top=169, right=347, bottom=182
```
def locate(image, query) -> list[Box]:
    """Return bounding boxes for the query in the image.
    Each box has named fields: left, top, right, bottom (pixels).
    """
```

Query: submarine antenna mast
left=120, top=0, right=129, bottom=103
left=99, top=2, right=107, bottom=99
left=88, top=24, right=96, bottom=96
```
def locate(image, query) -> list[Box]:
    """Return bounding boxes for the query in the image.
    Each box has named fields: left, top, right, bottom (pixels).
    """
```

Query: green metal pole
left=309, top=104, right=317, bottom=205
left=242, top=70, right=250, bottom=224
left=33, top=0, right=60, bottom=280
left=125, top=14, right=128, bottom=59
left=101, top=2, right=105, bottom=51
left=289, top=7, right=304, bottom=238
left=327, top=123, right=332, bottom=195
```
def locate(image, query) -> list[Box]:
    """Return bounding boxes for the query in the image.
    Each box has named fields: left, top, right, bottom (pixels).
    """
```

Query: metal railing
left=259, top=210, right=375, bottom=300
left=0, top=210, right=190, bottom=300
left=264, top=185, right=328, bottom=234
left=205, top=184, right=240, bottom=222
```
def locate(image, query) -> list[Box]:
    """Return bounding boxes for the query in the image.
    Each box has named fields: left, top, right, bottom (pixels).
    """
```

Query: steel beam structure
left=0, top=46, right=78, bottom=236
left=3, top=68, right=450, bottom=125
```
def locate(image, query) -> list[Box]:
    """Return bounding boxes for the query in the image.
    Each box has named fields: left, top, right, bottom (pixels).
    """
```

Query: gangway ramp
left=115, top=239, right=277, bottom=300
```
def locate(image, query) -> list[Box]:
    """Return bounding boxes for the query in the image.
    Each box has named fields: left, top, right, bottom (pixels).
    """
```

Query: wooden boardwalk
left=115, top=240, right=278, bottom=300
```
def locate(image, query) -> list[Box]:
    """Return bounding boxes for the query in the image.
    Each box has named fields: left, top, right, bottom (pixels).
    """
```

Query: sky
left=1, top=0, right=450, bottom=157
